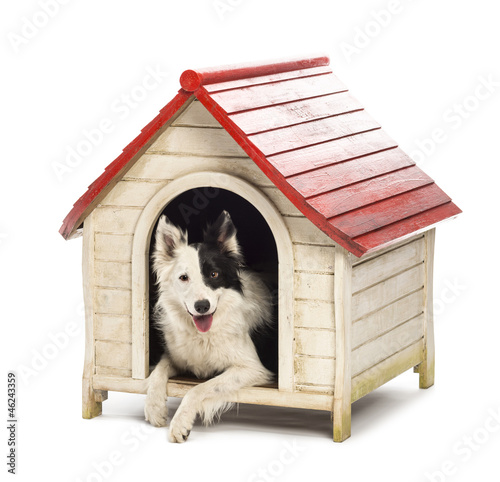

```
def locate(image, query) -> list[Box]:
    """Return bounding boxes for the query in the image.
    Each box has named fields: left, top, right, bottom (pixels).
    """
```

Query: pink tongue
left=193, top=314, right=213, bottom=333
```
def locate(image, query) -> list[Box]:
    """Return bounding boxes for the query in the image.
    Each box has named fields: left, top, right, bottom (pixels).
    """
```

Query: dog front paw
left=168, top=412, right=194, bottom=443
left=144, top=395, right=168, bottom=427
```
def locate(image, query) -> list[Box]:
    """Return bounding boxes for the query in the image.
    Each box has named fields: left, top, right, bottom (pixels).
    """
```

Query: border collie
left=144, top=211, right=275, bottom=442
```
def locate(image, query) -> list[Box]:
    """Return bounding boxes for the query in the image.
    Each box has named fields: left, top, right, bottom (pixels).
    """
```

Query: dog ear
left=204, top=211, right=243, bottom=262
left=154, top=215, right=187, bottom=262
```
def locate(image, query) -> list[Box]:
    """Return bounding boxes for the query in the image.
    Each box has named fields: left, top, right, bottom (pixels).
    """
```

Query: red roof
left=60, top=55, right=461, bottom=256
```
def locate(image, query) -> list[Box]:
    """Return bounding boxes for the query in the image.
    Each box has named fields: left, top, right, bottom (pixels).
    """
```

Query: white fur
left=144, top=215, right=274, bottom=443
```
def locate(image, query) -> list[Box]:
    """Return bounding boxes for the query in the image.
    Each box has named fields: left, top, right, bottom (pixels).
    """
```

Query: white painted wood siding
left=350, top=235, right=426, bottom=386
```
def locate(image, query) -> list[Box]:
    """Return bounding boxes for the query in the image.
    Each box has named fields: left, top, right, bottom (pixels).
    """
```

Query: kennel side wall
left=87, top=99, right=340, bottom=394
left=349, top=234, right=427, bottom=401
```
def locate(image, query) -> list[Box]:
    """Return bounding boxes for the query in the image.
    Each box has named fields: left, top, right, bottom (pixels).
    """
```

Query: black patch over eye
left=198, top=245, right=243, bottom=293
left=179, top=274, right=189, bottom=282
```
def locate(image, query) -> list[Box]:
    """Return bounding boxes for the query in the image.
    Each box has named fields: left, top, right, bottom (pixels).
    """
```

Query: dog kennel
left=60, top=55, right=461, bottom=441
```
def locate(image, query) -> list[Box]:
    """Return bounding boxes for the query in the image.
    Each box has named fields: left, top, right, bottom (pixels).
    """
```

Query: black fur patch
left=203, top=211, right=244, bottom=264
left=195, top=243, right=243, bottom=294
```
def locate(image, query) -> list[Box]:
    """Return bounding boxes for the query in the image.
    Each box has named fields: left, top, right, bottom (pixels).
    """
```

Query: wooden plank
left=123, top=154, right=274, bottom=187
left=95, top=341, right=132, bottom=370
left=93, top=207, right=142, bottom=235
left=284, top=217, right=336, bottom=246
left=352, top=234, right=423, bottom=266
left=331, top=183, right=452, bottom=238
left=352, top=236, right=425, bottom=293
left=95, top=366, right=132, bottom=378
left=210, top=73, right=347, bottom=114
left=171, top=100, right=222, bottom=128
left=295, top=328, right=335, bottom=358
left=230, top=385, right=332, bottom=411
left=204, top=65, right=332, bottom=92
left=352, top=264, right=425, bottom=321
left=293, top=244, right=335, bottom=273
left=294, top=271, right=334, bottom=302
left=309, top=166, right=433, bottom=219
left=352, top=290, right=424, bottom=349
left=294, top=355, right=335, bottom=387
left=261, top=187, right=303, bottom=216
left=82, top=213, right=103, bottom=419
left=95, top=288, right=131, bottom=316
left=230, top=91, right=363, bottom=134
left=351, top=339, right=424, bottom=402
left=100, top=180, right=165, bottom=207
left=131, top=217, right=150, bottom=380
left=295, top=384, right=334, bottom=395
left=268, top=129, right=396, bottom=178
left=354, top=202, right=462, bottom=255
left=95, top=261, right=131, bottom=289
left=333, top=246, right=353, bottom=442
left=352, top=314, right=424, bottom=377
left=287, top=146, right=411, bottom=198
left=95, top=315, right=132, bottom=343
left=250, top=111, right=379, bottom=156
left=95, top=234, right=133, bottom=262
left=147, top=126, right=247, bottom=157
left=92, top=375, right=334, bottom=411
left=419, top=228, right=435, bottom=388
left=294, top=299, right=335, bottom=329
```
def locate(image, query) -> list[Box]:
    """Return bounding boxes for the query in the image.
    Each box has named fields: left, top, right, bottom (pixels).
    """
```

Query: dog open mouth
left=192, top=314, right=213, bottom=333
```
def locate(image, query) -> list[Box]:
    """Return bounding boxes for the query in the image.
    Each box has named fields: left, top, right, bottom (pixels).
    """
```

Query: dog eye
left=179, top=274, right=189, bottom=282
left=210, top=271, right=219, bottom=279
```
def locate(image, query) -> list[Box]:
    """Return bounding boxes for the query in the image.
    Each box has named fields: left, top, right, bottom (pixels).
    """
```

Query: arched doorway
left=131, top=172, right=294, bottom=391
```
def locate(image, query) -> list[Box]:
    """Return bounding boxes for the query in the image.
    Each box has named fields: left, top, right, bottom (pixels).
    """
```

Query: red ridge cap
left=179, top=54, right=330, bottom=92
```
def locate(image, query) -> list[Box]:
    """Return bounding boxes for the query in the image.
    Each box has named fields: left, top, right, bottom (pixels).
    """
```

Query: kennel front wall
left=84, top=100, right=334, bottom=397
left=82, top=99, right=432, bottom=419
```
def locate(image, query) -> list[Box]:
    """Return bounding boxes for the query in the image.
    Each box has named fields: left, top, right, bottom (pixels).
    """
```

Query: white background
left=1, top=1, right=499, bottom=481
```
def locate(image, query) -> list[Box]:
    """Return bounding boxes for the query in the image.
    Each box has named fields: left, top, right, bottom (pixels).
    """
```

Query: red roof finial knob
left=180, top=70, right=202, bottom=92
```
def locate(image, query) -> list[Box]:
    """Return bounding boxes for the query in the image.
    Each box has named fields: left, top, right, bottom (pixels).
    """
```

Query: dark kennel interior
left=148, top=187, right=279, bottom=379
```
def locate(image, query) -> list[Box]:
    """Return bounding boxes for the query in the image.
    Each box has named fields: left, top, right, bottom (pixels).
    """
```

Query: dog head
left=153, top=211, right=244, bottom=333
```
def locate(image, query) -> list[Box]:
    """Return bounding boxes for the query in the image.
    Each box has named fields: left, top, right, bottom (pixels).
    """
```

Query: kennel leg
left=333, top=246, right=353, bottom=442
left=418, top=338, right=435, bottom=389
left=333, top=397, right=351, bottom=442
left=81, top=213, right=107, bottom=418
left=419, top=229, right=435, bottom=389
left=82, top=374, right=106, bottom=419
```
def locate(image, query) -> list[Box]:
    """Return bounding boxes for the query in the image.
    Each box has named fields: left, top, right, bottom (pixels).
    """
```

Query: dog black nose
left=194, top=299, right=210, bottom=314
